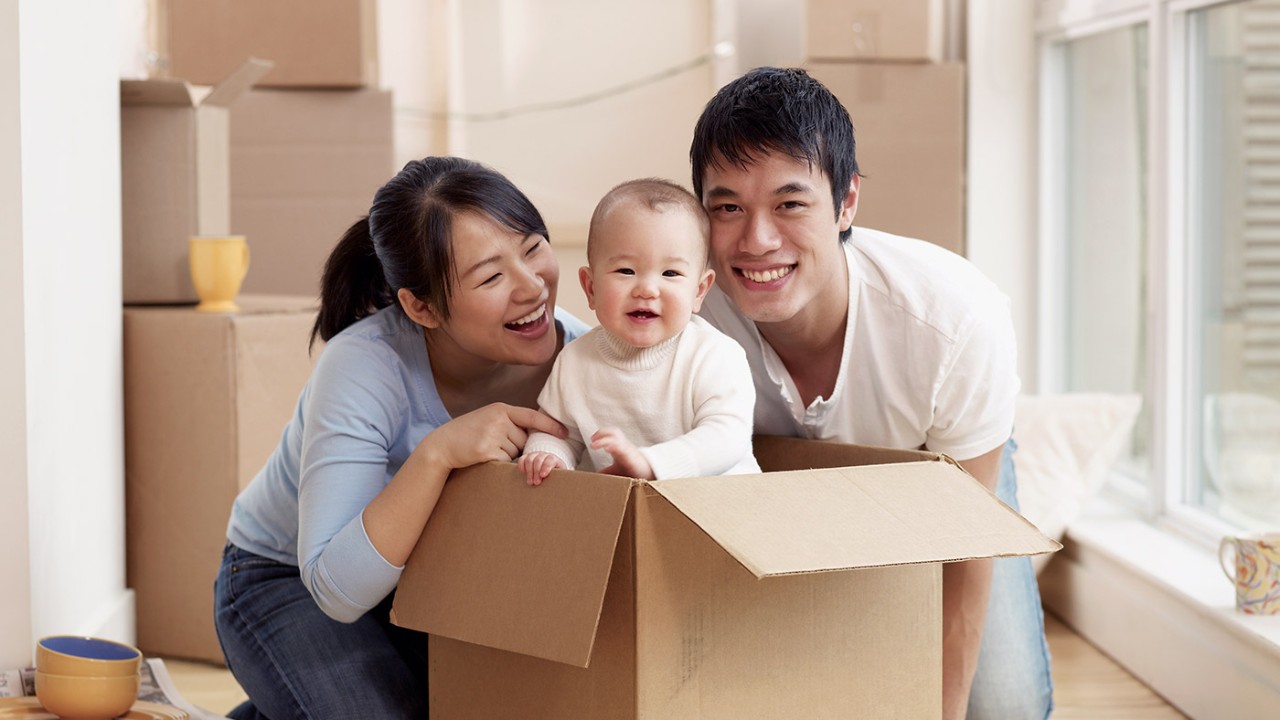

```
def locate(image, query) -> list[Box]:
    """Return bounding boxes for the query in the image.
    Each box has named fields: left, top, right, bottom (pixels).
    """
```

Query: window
left=1047, top=23, right=1152, bottom=495
left=1042, top=0, right=1280, bottom=535
left=1185, top=0, right=1280, bottom=530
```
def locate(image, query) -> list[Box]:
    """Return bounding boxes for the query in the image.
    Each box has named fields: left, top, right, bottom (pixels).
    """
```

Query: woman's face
left=429, top=211, right=561, bottom=367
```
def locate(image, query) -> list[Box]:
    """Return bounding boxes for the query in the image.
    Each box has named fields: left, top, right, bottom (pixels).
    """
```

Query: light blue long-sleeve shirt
left=226, top=304, right=589, bottom=622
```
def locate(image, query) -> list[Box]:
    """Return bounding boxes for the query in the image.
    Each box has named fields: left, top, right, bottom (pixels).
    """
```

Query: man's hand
left=518, top=451, right=566, bottom=486
left=592, top=428, right=654, bottom=479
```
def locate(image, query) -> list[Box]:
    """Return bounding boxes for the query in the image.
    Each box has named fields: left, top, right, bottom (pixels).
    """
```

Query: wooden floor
left=162, top=611, right=1187, bottom=718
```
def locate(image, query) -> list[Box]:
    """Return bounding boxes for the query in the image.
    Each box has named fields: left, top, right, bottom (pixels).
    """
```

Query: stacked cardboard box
left=804, top=0, right=967, bottom=256
left=121, top=3, right=390, bottom=663
left=124, top=297, right=319, bottom=662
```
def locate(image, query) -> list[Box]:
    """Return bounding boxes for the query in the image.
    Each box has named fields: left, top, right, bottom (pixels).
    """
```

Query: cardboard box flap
left=204, top=58, right=274, bottom=108
left=650, top=461, right=1060, bottom=579
left=120, top=59, right=272, bottom=109
left=121, top=78, right=200, bottom=108
left=391, top=463, right=633, bottom=668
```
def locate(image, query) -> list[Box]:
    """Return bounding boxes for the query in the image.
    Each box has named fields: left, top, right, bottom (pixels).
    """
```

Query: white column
left=0, top=0, right=33, bottom=671
left=19, top=0, right=132, bottom=644
left=967, top=0, right=1040, bottom=390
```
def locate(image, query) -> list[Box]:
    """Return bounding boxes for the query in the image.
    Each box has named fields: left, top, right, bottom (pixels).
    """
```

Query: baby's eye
left=616, top=268, right=635, bottom=276
left=662, top=270, right=682, bottom=278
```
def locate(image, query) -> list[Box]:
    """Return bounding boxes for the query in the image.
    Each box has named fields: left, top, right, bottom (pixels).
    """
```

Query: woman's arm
left=364, top=403, right=566, bottom=565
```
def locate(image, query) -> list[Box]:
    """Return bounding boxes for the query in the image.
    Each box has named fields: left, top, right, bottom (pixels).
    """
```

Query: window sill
left=1038, top=495, right=1280, bottom=718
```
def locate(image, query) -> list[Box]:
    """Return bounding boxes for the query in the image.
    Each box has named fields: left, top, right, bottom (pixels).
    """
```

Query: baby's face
left=580, top=207, right=714, bottom=349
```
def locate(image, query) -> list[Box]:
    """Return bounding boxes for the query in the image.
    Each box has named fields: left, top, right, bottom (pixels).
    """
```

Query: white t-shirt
left=699, top=226, right=1019, bottom=461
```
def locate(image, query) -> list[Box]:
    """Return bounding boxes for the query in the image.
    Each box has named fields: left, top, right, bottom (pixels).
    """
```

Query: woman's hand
left=592, top=428, right=653, bottom=480
left=419, top=403, right=567, bottom=474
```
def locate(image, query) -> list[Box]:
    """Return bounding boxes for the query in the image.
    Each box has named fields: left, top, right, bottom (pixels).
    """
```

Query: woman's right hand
left=417, top=403, right=567, bottom=474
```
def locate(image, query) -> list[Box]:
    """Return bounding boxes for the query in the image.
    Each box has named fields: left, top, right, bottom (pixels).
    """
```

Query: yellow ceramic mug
left=1219, top=531, right=1280, bottom=614
left=189, top=235, right=250, bottom=312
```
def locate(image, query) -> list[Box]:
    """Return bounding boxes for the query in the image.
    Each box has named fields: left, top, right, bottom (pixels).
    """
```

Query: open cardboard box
left=392, top=437, right=1058, bottom=718
left=120, top=58, right=272, bottom=304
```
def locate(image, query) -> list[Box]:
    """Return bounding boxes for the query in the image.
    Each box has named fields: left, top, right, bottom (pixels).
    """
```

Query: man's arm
left=942, top=442, right=1003, bottom=720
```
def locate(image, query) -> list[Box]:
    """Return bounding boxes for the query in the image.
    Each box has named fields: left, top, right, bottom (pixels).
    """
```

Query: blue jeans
left=966, top=438, right=1055, bottom=719
left=213, top=543, right=428, bottom=719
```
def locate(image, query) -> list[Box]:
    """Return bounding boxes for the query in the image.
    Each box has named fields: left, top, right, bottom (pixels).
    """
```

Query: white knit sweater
left=524, top=315, right=761, bottom=479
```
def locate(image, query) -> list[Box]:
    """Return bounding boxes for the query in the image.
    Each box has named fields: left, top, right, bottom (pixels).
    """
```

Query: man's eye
left=781, top=201, right=804, bottom=210
left=714, top=203, right=741, bottom=214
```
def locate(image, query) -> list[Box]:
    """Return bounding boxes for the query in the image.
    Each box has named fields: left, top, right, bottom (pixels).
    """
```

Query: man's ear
left=578, top=266, right=596, bottom=311
left=397, top=287, right=442, bottom=329
left=837, top=175, right=860, bottom=233
left=691, top=268, right=716, bottom=313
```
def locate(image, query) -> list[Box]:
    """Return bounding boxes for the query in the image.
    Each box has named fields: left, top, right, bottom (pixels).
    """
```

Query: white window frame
left=1036, top=1, right=1280, bottom=715
left=1037, top=0, right=1247, bottom=545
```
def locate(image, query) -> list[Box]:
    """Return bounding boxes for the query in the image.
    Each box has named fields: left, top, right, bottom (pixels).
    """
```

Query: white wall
left=0, top=0, right=33, bottom=671
left=17, top=0, right=132, bottom=648
left=966, top=0, right=1040, bottom=390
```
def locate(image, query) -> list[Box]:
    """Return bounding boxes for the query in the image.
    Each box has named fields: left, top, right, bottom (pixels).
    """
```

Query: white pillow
left=1013, top=393, right=1142, bottom=574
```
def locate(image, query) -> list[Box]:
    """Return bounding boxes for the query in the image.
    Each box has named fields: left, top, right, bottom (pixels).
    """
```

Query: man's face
left=700, top=151, right=857, bottom=326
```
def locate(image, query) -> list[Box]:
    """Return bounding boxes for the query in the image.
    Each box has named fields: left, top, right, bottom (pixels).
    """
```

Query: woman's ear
left=398, top=288, right=442, bottom=329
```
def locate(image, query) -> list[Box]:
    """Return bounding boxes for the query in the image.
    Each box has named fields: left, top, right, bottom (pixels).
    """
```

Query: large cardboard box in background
left=806, top=0, right=945, bottom=62
left=120, top=60, right=271, bottom=304
left=392, top=437, right=1057, bottom=718
left=808, top=62, right=967, bottom=256
left=230, top=89, right=394, bottom=297
left=124, top=296, right=319, bottom=662
left=157, top=0, right=378, bottom=88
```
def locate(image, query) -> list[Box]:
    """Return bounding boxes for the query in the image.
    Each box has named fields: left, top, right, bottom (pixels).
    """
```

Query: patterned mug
left=1219, top=531, right=1280, bottom=615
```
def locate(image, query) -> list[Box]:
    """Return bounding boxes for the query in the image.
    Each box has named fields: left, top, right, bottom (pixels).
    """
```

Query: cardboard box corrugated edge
left=391, top=436, right=1058, bottom=667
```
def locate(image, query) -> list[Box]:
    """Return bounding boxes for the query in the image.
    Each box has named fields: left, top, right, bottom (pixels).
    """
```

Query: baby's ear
left=691, top=268, right=716, bottom=312
left=578, top=266, right=596, bottom=311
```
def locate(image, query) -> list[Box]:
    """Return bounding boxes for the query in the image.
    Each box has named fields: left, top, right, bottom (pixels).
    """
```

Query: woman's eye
left=526, top=240, right=542, bottom=256
left=481, top=273, right=501, bottom=286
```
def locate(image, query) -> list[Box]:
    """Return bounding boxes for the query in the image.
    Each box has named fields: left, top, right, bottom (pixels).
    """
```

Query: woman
left=213, top=157, right=589, bottom=718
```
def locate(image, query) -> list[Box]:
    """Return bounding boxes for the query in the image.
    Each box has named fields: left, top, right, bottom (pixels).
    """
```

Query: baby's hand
left=518, top=451, right=565, bottom=486
left=591, top=428, right=654, bottom=480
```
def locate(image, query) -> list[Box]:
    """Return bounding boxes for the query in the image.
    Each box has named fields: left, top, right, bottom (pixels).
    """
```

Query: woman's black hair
left=311, top=156, right=549, bottom=346
left=689, top=67, right=860, bottom=242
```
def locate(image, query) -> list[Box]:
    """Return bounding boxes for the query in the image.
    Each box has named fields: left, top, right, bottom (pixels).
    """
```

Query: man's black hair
left=690, top=67, right=859, bottom=242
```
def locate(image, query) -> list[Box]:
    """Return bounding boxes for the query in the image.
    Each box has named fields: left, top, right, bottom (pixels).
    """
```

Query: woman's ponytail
left=310, top=216, right=392, bottom=348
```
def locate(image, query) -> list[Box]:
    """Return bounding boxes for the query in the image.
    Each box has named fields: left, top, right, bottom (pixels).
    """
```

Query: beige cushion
left=1013, top=393, right=1142, bottom=574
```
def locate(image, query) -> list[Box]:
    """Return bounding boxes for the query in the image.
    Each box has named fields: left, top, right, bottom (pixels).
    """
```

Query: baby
left=520, top=178, right=761, bottom=484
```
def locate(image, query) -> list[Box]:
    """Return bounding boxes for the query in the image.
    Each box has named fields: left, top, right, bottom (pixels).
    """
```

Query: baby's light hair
left=587, top=178, right=710, bottom=267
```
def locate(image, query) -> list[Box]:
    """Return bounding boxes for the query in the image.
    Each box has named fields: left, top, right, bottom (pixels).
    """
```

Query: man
left=692, top=67, right=1052, bottom=720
